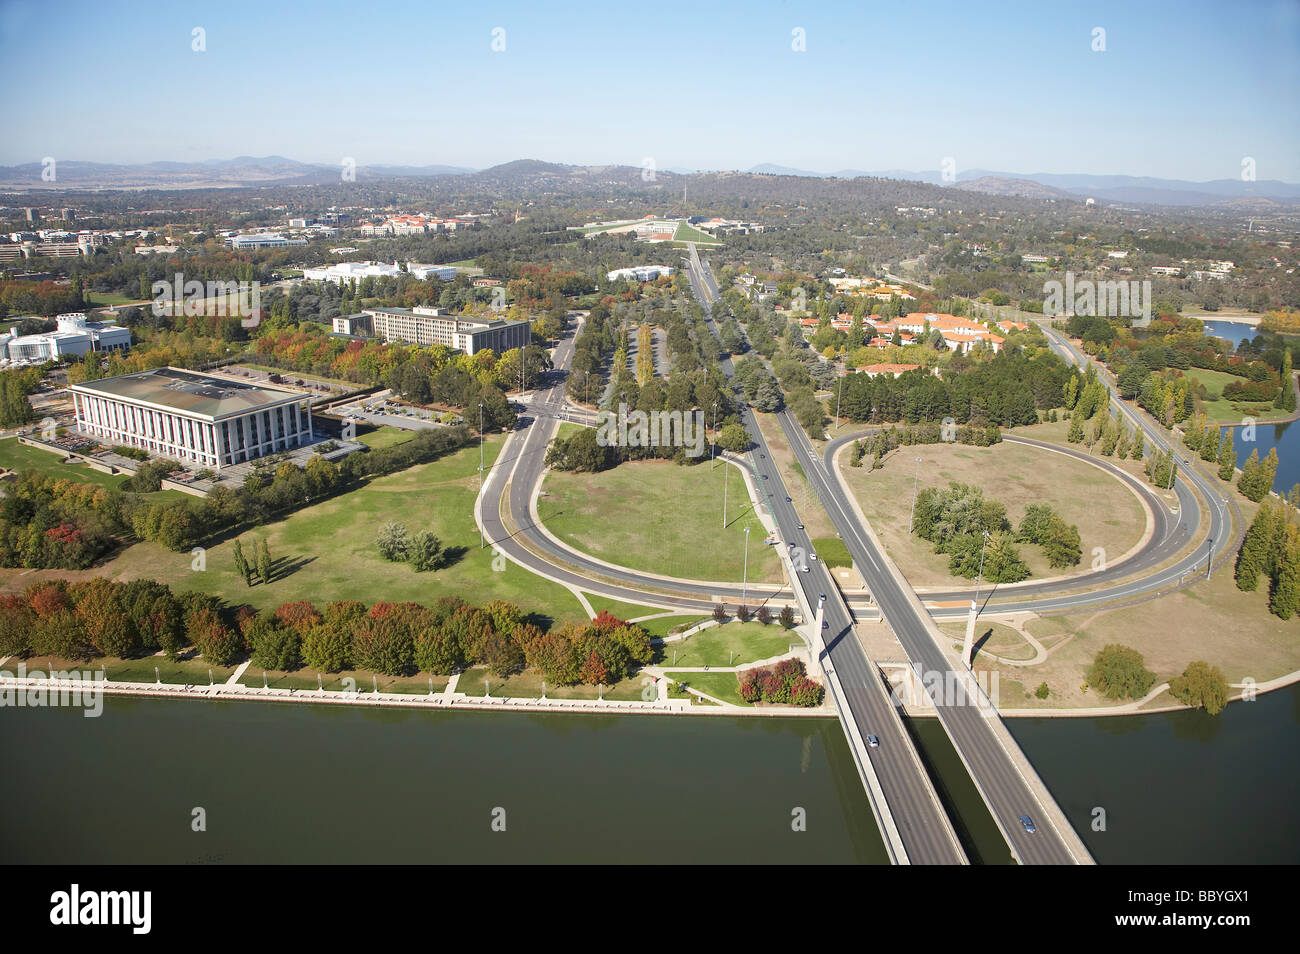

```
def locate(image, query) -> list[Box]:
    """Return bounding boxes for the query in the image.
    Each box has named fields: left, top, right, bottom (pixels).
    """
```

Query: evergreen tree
left=1269, top=524, right=1300, bottom=620
left=232, top=539, right=251, bottom=587
left=257, top=539, right=272, bottom=585
left=1234, top=503, right=1276, bottom=592
left=1217, top=430, right=1237, bottom=482
left=1238, top=449, right=1261, bottom=499
left=1067, top=414, right=1084, bottom=443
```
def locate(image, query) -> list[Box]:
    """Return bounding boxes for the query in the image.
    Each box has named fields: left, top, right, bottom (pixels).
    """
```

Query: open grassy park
left=1184, top=368, right=1283, bottom=425
left=47, top=434, right=590, bottom=626
left=538, top=457, right=782, bottom=583
left=0, top=437, right=190, bottom=502
left=658, top=621, right=797, bottom=668
left=839, top=427, right=1149, bottom=588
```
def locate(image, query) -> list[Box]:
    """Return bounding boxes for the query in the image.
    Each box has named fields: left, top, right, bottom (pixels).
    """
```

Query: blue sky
left=3, top=0, right=1298, bottom=181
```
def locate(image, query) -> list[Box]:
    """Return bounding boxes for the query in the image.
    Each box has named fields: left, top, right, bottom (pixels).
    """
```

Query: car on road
left=866, top=734, right=880, bottom=748
left=822, top=620, right=828, bottom=630
left=809, top=552, right=817, bottom=561
left=785, top=496, right=791, bottom=502
left=1019, top=814, right=1037, bottom=834
left=799, top=564, right=810, bottom=573
left=818, top=593, right=826, bottom=601
left=796, top=523, right=804, bottom=530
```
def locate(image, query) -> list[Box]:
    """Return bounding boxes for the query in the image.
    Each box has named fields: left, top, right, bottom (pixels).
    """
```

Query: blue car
left=1019, top=814, right=1037, bottom=834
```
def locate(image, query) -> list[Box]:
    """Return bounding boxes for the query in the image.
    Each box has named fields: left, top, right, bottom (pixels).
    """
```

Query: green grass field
left=88, top=435, right=589, bottom=626
left=672, top=222, right=723, bottom=245
left=811, top=536, right=851, bottom=569
left=455, top=666, right=650, bottom=700
left=84, top=292, right=143, bottom=307
left=1185, top=368, right=1281, bottom=424
left=673, top=671, right=748, bottom=706
left=658, top=621, right=797, bottom=667
left=0, top=438, right=189, bottom=502
left=583, top=592, right=674, bottom=622
left=538, top=458, right=782, bottom=583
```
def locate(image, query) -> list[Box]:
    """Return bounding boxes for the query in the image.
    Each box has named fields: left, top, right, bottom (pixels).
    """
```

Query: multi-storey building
left=68, top=367, right=315, bottom=471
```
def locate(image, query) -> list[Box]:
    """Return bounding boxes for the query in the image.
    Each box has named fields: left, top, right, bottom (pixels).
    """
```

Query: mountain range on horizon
left=1, top=155, right=1297, bottom=209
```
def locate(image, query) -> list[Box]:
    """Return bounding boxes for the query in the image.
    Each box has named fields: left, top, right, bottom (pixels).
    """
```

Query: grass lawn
left=583, top=593, right=675, bottom=622
left=658, top=621, right=797, bottom=667
left=754, top=412, right=838, bottom=542
left=939, top=620, right=1037, bottom=661
left=674, top=671, right=748, bottom=706
left=840, top=435, right=1148, bottom=588
left=812, top=536, right=851, bottom=569
left=246, top=667, right=450, bottom=695
left=980, top=530, right=1300, bottom=710
left=672, top=222, right=722, bottom=245
left=77, top=435, right=590, bottom=626
left=455, top=666, right=650, bottom=701
left=637, top=615, right=709, bottom=639
left=1184, top=368, right=1280, bottom=424
left=84, top=292, right=143, bottom=307
left=538, top=457, right=782, bottom=583
left=0, top=437, right=190, bottom=502
left=356, top=426, right=413, bottom=451
left=20, top=652, right=238, bottom=686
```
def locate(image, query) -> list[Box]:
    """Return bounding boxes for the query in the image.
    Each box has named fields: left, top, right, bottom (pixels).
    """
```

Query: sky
left=3, top=0, right=1298, bottom=182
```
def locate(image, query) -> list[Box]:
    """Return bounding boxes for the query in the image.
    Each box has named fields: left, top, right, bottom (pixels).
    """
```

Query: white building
left=4, top=313, right=130, bottom=364
left=69, top=367, right=315, bottom=471
left=228, top=233, right=307, bottom=250
left=607, top=265, right=675, bottom=282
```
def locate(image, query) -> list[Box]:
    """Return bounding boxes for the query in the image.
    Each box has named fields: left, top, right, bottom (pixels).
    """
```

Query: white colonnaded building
left=68, top=367, right=315, bottom=471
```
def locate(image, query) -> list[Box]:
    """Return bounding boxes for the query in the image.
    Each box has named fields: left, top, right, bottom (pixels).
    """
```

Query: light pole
left=835, top=377, right=842, bottom=430
left=1206, top=535, right=1214, bottom=580
left=741, top=525, right=751, bottom=606
left=478, top=402, right=485, bottom=549
left=722, top=458, right=729, bottom=529
left=908, top=457, right=923, bottom=533
left=974, top=530, right=991, bottom=608
left=711, top=402, right=718, bottom=468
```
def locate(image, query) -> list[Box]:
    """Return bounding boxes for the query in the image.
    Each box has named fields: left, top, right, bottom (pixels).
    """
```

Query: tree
left=736, top=603, right=752, bottom=623
left=1234, top=503, right=1278, bottom=592
left=1269, top=524, right=1300, bottom=620
left=755, top=605, right=771, bottom=625
left=232, top=538, right=252, bottom=586
left=257, top=539, right=272, bottom=585
left=778, top=605, right=795, bottom=629
left=716, top=422, right=752, bottom=454
left=712, top=603, right=727, bottom=623
left=1217, top=430, right=1237, bottom=482
left=376, top=522, right=411, bottom=562
left=1087, top=644, right=1156, bottom=701
left=407, top=530, right=443, bottom=572
left=302, top=622, right=351, bottom=672
left=1035, top=682, right=1050, bottom=699
left=1169, top=660, right=1230, bottom=715
left=245, top=615, right=302, bottom=671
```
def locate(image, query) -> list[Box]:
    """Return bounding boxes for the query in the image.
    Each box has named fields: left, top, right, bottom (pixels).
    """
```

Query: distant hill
left=0, top=156, right=476, bottom=190
left=954, top=176, right=1075, bottom=200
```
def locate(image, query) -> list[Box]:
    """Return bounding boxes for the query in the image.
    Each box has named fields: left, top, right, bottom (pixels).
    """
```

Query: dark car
left=1019, top=814, right=1037, bottom=834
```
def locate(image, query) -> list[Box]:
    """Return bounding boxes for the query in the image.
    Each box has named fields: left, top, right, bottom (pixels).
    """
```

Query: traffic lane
left=783, top=410, right=1078, bottom=863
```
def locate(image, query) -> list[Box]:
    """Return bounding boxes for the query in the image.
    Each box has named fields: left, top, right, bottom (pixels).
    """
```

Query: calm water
left=1202, top=319, right=1300, bottom=491
left=0, top=699, right=887, bottom=865
left=1009, top=682, right=1300, bottom=865
left=2, top=686, right=1297, bottom=864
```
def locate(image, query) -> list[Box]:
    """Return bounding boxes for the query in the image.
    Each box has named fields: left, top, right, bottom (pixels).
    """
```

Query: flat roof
left=69, top=367, right=304, bottom=420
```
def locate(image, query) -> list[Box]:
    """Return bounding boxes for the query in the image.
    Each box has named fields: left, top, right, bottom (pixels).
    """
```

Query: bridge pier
left=962, top=600, right=978, bottom=668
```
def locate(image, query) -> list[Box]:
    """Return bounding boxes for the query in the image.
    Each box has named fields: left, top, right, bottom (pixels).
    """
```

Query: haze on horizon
left=3, top=0, right=1298, bottom=184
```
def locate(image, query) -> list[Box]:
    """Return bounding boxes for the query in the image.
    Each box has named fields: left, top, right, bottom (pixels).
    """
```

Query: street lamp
left=974, top=530, right=991, bottom=608
left=908, top=457, right=923, bottom=533
left=722, top=457, right=729, bottom=529
left=478, top=402, right=485, bottom=549
left=1206, top=535, right=1214, bottom=580
left=835, top=377, right=843, bottom=430
left=711, top=402, right=718, bottom=468
left=741, top=525, right=751, bottom=606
